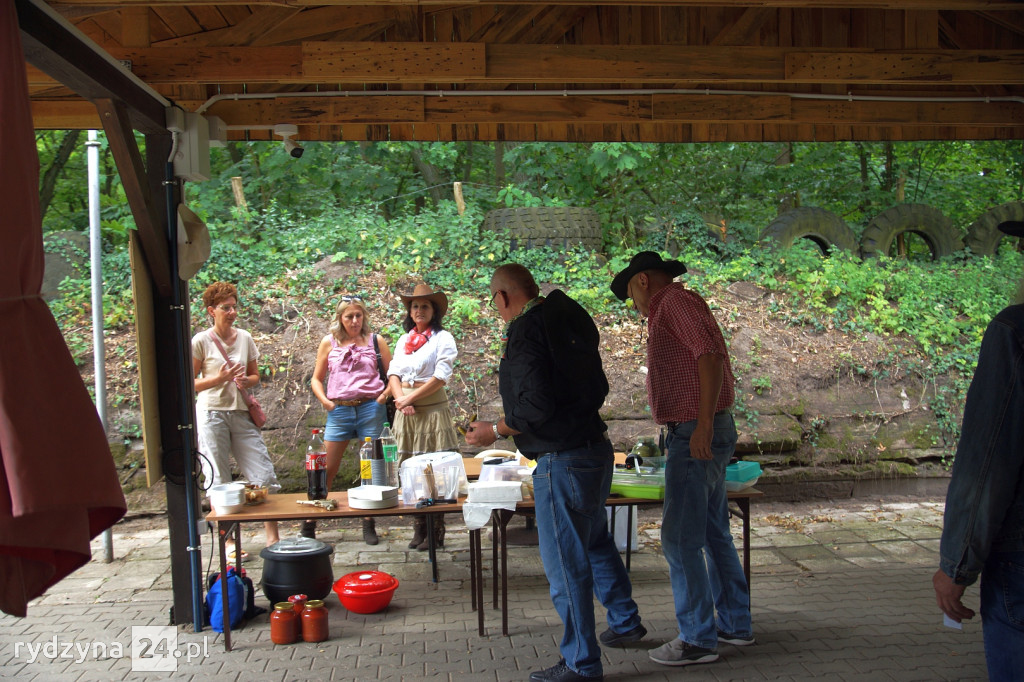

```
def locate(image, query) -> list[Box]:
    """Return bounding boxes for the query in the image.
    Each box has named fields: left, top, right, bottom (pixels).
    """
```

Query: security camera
left=283, top=137, right=304, bottom=159
left=273, top=123, right=304, bottom=159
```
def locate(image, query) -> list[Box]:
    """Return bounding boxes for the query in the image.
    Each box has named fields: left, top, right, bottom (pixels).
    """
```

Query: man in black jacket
left=467, top=264, right=644, bottom=682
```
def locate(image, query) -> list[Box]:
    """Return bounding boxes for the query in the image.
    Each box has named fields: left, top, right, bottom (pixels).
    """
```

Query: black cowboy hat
left=611, top=251, right=687, bottom=301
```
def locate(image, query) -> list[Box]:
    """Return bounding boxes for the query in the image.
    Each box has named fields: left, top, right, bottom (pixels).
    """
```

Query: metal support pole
left=87, top=129, right=113, bottom=563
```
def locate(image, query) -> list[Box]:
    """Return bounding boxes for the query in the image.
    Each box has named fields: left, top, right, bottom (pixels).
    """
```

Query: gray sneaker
left=648, top=639, right=719, bottom=667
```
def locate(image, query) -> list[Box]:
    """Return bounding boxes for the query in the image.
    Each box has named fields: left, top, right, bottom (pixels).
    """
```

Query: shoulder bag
left=209, top=331, right=267, bottom=428
left=372, top=334, right=397, bottom=424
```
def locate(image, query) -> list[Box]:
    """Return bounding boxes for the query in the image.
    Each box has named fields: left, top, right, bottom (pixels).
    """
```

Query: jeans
left=324, top=399, right=385, bottom=442
left=981, top=550, right=1024, bottom=681
left=532, top=440, right=641, bottom=677
left=661, top=412, right=751, bottom=649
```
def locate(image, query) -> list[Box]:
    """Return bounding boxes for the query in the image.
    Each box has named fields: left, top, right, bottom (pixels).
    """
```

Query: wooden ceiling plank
left=465, top=5, right=544, bottom=43
left=122, top=46, right=302, bottom=83
left=302, top=42, right=485, bottom=80
left=821, top=8, right=851, bottom=48
left=204, top=6, right=302, bottom=47
left=519, top=6, right=590, bottom=44
left=121, top=6, right=150, bottom=47
left=186, top=5, right=231, bottom=33
left=386, top=6, right=422, bottom=41
left=905, top=10, right=940, bottom=48
left=658, top=6, right=687, bottom=46
left=709, top=7, right=775, bottom=47
left=150, top=6, right=203, bottom=40
left=32, top=100, right=101, bottom=129
left=786, top=51, right=1024, bottom=84
left=243, top=7, right=397, bottom=47
left=487, top=45, right=785, bottom=81
left=794, top=99, right=1023, bottom=125
left=654, top=93, right=791, bottom=121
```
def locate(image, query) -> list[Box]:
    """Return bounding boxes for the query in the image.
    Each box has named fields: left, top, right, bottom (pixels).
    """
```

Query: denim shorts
left=324, top=399, right=385, bottom=442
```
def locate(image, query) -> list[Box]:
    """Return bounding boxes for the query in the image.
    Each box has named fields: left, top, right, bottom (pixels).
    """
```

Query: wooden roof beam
left=90, top=43, right=1024, bottom=86
left=45, top=1, right=1024, bottom=11
left=131, top=92, right=1022, bottom=128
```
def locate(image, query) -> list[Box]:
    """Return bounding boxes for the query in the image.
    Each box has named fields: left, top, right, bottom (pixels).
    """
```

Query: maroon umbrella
left=0, top=0, right=125, bottom=617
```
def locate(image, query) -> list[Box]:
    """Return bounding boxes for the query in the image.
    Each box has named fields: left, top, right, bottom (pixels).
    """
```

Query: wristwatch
left=492, top=422, right=501, bottom=440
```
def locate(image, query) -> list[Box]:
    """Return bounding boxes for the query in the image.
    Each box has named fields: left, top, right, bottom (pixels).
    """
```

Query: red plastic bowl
left=332, top=571, right=399, bottom=614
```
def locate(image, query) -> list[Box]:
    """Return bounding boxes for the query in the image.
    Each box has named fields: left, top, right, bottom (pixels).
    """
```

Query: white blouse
left=387, top=329, right=458, bottom=385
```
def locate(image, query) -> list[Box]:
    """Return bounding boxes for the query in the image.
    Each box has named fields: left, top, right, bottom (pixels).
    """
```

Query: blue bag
left=205, top=566, right=245, bottom=632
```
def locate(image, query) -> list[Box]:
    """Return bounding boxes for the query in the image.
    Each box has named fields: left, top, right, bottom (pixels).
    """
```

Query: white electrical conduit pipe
left=196, top=87, right=1024, bottom=119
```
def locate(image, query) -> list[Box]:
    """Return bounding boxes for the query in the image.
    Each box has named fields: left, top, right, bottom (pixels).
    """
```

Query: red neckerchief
left=404, top=327, right=433, bottom=355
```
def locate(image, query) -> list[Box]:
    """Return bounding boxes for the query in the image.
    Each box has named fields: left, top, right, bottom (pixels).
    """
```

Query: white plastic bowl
left=212, top=502, right=247, bottom=516
left=209, top=482, right=246, bottom=507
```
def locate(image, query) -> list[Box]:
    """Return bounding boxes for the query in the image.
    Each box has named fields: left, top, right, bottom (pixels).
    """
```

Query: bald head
left=492, top=263, right=540, bottom=300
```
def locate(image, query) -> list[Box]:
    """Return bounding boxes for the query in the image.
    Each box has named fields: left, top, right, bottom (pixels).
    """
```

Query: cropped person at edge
left=611, top=252, right=753, bottom=668
left=467, top=263, right=644, bottom=682
left=933, top=220, right=1024, bottom=681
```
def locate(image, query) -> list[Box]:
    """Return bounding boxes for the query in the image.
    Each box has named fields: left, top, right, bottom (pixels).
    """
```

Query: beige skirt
left=393, top=388, right=459, bottom=463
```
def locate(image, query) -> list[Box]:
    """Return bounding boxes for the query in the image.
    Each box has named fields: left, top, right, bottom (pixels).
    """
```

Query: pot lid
left=261, top=536, right=332, bottom=557
left=336, top=570, right=397, bottom=594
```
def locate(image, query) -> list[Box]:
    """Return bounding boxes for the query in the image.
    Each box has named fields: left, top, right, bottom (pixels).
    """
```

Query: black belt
left=531, top=433, right=610, bottom=460
left=666, top=411, right=731, bottom=431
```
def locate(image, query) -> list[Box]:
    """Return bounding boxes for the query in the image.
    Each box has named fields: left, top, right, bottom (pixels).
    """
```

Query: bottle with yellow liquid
left=358, top=436, right=373, bottom=486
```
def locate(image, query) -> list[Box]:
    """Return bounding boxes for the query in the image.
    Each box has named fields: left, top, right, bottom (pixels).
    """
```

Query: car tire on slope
left=482, top=207, right=603, bottom=251
left=759, top=207, right=858, bottom=255
left=859, top=204, right=962, bottom=260
left=964, top=201, right=1024, bottom=256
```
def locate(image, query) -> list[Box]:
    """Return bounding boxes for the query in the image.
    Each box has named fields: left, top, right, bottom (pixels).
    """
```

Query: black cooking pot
left=259, top=536, right=334, bottom=604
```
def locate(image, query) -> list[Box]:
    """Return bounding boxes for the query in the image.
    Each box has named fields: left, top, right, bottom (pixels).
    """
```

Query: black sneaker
left=717, top=630, right=755, bottom=646
left=299, top=520, right=316, bottom=539
left=599, top=623, right=647, bottom=647
left=529, top=660, right=603, bottom=681
left=649, top=639, right=719, bottom=667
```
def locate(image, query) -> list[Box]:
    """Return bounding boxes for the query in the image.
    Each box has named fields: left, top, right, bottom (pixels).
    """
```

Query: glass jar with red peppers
left=301, top=599, right=329, bottom=642
left=270, top=602, right=299, bottom=644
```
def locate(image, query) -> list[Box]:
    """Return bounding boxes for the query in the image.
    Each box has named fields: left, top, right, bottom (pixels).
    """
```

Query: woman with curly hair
left=193, top=282, right=280, bottom=558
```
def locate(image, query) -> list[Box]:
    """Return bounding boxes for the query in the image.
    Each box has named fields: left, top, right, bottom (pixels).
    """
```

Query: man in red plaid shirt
left=611, top=251, right=753, bottom=667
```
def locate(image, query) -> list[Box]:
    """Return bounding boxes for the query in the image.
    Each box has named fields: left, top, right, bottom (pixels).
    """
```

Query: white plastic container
left=399, top=452, right=468, bottom=504
left=606, top=506, right=638, bottom=552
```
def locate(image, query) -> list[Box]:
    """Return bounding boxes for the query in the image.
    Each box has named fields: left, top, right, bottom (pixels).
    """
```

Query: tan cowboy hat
left=176, top=204, right=211, bottom=280
left=399, top=283, right=449, bottom=319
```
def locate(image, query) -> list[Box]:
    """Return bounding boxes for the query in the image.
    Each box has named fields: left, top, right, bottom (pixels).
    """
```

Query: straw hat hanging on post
left=176, top=204, right=211, bottom=280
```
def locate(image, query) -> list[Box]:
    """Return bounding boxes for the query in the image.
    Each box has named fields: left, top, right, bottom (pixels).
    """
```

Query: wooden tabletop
left=205, top=491, right=462, bottom=523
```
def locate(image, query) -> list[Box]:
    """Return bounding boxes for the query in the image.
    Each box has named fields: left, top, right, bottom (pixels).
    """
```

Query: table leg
left=425, top=513, right=438, bottom=583
left=217, top=521, right=235, bottom=652
left=626, top=505, right=634, bottom=572
left=470, top=527, right=478, bottom=611
left=491, top=513, right=499, bottom=609
left=470, top=528, right=485, bottom=636
left=495, top=509, right=515, bottom=637
left=739, top=498, right=751, bottom=593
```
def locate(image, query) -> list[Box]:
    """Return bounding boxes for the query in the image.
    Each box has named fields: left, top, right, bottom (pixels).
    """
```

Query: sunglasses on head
left=341, top=295, right=363, bottom=303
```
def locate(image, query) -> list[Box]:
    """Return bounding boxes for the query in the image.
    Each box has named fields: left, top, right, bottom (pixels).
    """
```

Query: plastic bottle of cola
left=359, top=437, right=373, bottom=486
left=306, top=428, right=327, bottom=500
